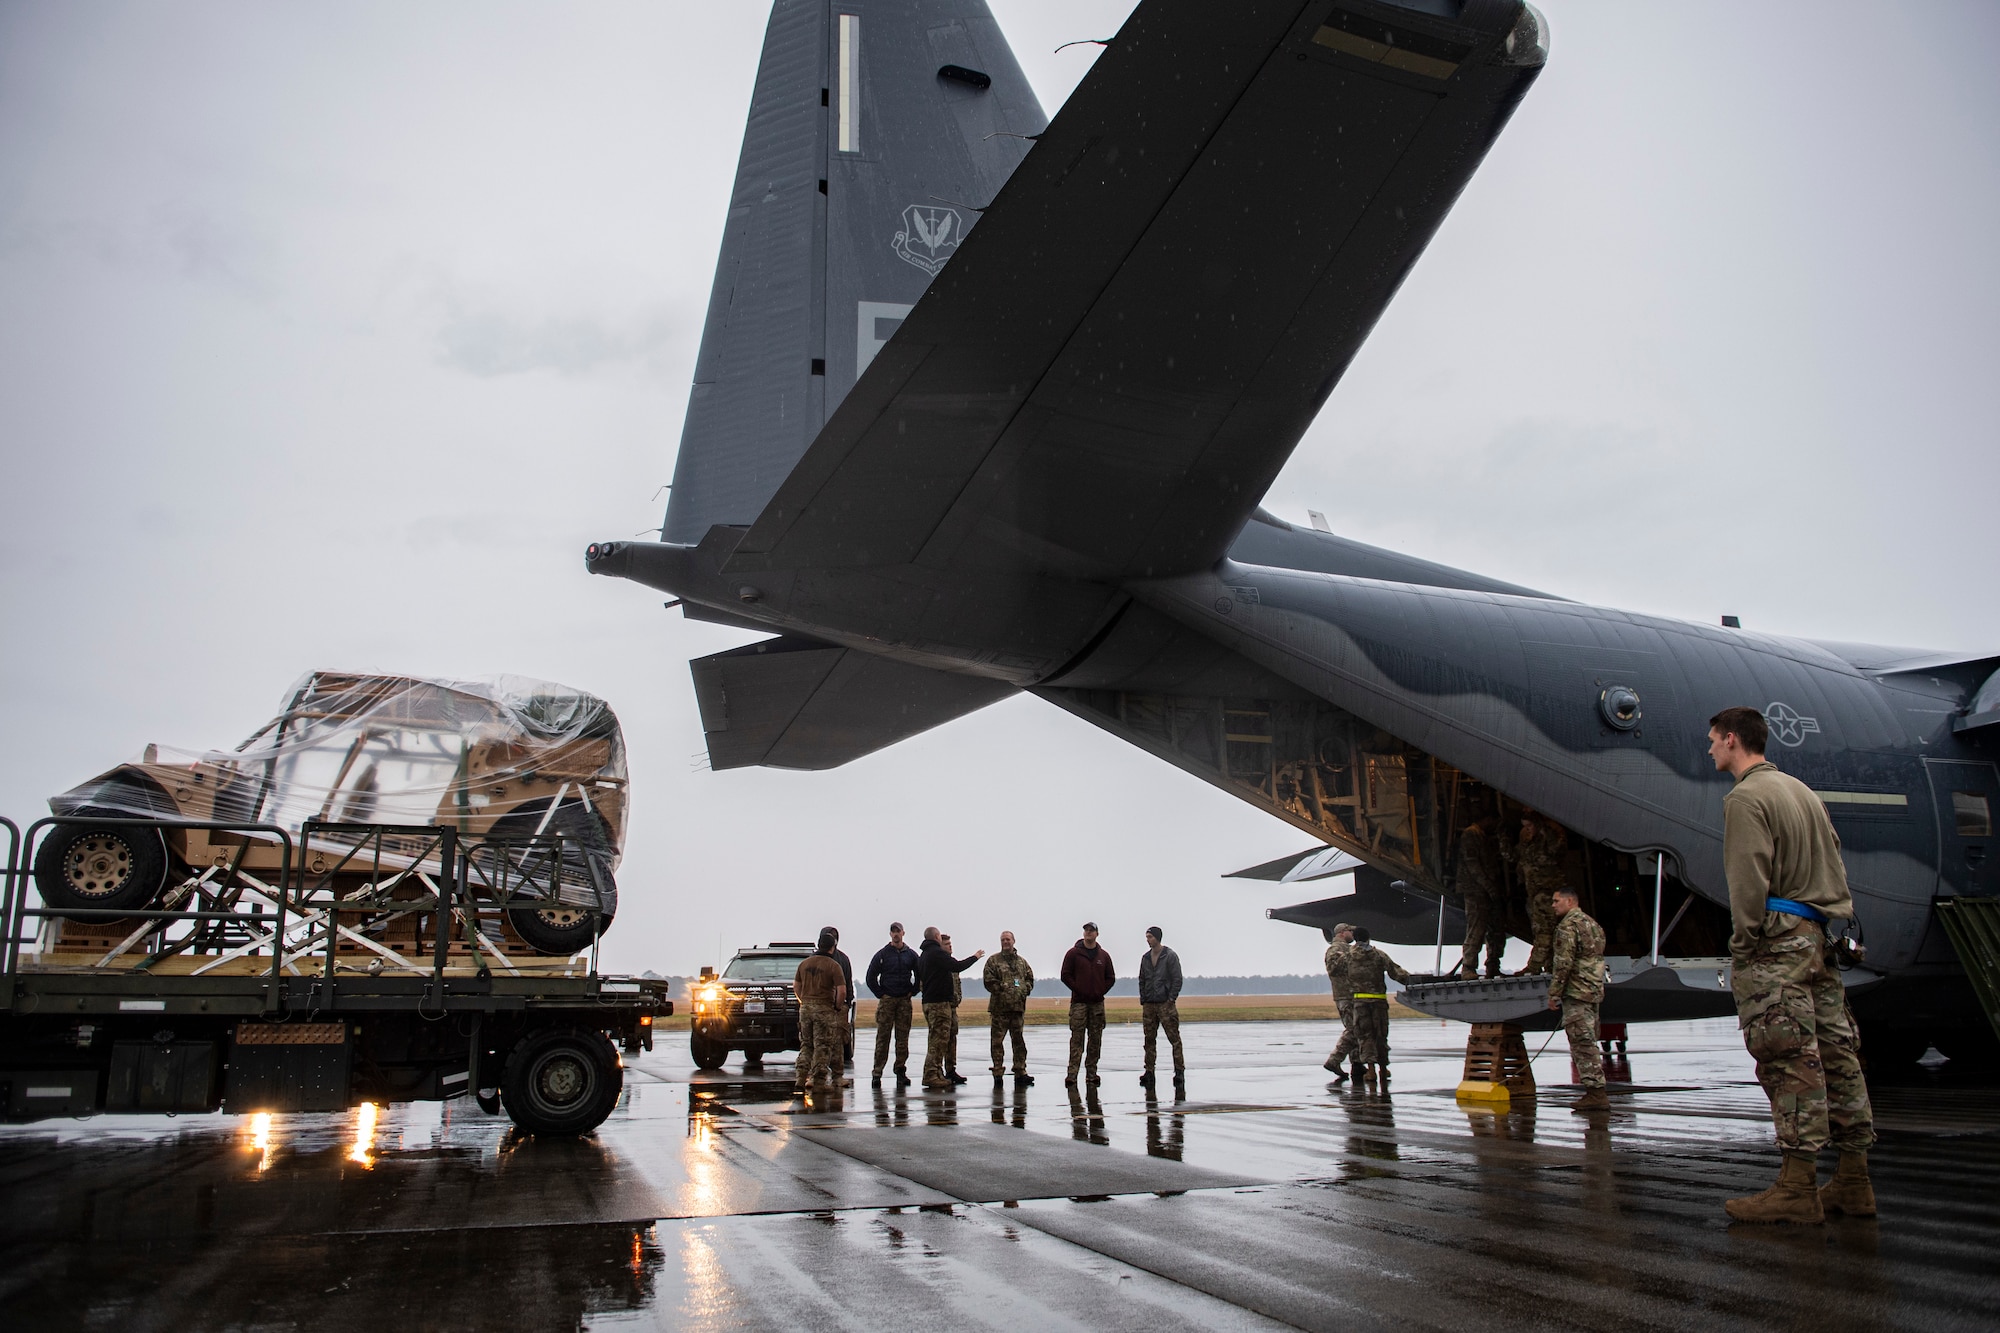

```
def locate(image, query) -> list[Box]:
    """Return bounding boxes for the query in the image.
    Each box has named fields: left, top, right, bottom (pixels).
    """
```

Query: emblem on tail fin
left=892, top=205, right=963, bottom=276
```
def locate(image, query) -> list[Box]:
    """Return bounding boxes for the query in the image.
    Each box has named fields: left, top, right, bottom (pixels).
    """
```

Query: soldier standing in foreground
left=1136, top=926, right=1185, bottom=1095
left=1455, top=817, right=1507, bottom=978
left=1545, top=887, right=1609, bottom=1112
left=792, top=931, right=849, bottom=1097
left=1709, top=706, right=1876, bottom=1225
left=1345, top=927, right=1411, bottom=1089
left=865, top=923, right=920, bottom=1087
left=1321, top=922, right=1357, bottom=1083
left=823, top=925, right=854, bottom=1066
left=940, top=932, right=967, bottom=1084
left=1060, top=922, right=1115, bottom=1086
left=1516, top=811, right=1569, bottom=975
left=983, top=931, right=1035, bottom=1085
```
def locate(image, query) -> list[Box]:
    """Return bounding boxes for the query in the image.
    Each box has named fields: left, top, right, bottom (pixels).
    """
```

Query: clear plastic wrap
left=56, top=671, right=624, bottom=839
left=48, top=671, right=628, bottom=932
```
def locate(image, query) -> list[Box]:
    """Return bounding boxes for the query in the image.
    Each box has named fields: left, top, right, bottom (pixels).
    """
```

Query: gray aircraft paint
left=665, top=0, right=1044, bottom=544
left=593, top=0, right=2000, bottom=1050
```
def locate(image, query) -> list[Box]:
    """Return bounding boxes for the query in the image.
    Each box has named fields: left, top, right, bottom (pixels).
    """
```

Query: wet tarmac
left=4, top=1017, right=1996, bottom=1331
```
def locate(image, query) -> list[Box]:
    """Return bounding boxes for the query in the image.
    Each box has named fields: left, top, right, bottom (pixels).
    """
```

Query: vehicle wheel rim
left=534, top=1051, right=592, bottom=1108
left=536, top=907, right=588, bottom=929
left=65, top=835, right=134, bottom=899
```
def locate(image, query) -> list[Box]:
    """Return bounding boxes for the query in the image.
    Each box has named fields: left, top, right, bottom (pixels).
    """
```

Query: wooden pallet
left=1461, top=1021, right=1536, bottom=1094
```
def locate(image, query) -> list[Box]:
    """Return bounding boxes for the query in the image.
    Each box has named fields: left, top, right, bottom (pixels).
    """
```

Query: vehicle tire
left=33, top=807, right=170, bottom=918
left=502, top=1027, right=622, bottom=1135
left=690, top=1033, right=728, bottom=1070
left=478, top=798, right=618, bottom=956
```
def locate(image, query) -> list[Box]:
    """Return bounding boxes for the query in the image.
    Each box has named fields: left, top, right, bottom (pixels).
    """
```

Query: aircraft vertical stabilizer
left=664, top=0, right=1046, bottom=544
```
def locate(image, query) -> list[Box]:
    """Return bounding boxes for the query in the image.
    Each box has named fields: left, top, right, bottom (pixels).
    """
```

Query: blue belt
left=1766, top=896, right=1828, bottom=924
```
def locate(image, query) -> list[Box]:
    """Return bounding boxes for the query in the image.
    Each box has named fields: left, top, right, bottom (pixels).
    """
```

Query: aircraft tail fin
left=663, top=1, right=1046, bottom=544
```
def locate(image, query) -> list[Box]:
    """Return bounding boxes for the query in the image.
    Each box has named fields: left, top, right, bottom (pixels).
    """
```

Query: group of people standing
left=794, top=921, right=1189, bottom=1095
left=1451, top=806, right=1572, bottom=980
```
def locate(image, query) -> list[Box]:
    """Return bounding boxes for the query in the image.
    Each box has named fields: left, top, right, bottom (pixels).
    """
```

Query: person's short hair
left=1352, top=927, right=1371, bottom=945
left=1710, top=706, right=1768, bottom=755
left=1552, top=886, right=1579, bottom=902
left=816, top=929, right=837, bottom=952
left=923, top=926, right=940, bottom=942
left=1146, top=926, right=1163, bottom=941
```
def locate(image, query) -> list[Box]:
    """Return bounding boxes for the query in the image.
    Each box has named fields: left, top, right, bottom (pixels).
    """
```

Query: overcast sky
left=2, top=1, right=1996, bottom=981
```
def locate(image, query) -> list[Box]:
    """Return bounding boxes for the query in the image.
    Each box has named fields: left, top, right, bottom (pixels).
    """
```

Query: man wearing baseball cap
left=1321, top=922, right=1358, bottom=1084
left=1060, top=922, right=1115, bottom=1086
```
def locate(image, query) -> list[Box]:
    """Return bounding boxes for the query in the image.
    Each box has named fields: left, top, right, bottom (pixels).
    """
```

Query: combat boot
left=1724, top=1151, right=1824, bottom=1224
left=1819, top=1150, right=1877, bottom=1217
left=1139, top=1072, right=1155, bottom=1089
left=1571, top=1086, right=1610, bottom=1113
left=1323, top=1054, right=1347, bottom=1083
left=1172, top=1075, right=1186, bottom=1097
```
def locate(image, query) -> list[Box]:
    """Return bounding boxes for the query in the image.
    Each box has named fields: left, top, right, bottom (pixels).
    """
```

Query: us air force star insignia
left=1764, top=701, right=1821, bottom=748
left=892, top=204, right=962, bottom=276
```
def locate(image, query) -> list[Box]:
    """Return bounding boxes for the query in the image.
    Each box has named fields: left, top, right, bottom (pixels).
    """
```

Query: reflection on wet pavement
left=2, top=1018, right=1995, bottom=1330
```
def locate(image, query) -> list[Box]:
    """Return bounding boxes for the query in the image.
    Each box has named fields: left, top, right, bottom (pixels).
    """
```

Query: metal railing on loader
left=0, top=815, right=611, bottom=1000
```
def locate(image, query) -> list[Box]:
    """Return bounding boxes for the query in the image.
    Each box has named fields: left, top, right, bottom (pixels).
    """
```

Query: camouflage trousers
left=1352, top=998, right=1392, bottom=1064
left=1142, top=1001, right=1184, bottom=1075
left=1460, top=885, right=1506, bottom=977
left=1067, top=1000, right=1106, bottom=1080
left=1329, top=998, right=1358, bottom=1063
left=943, top=1000, right=961, bottom=1073
left=795, top=999, right=846, bottom=1088
left=990, top=1007, right=1028, bottom=1075
left=1561, top=997, right=1605, bottom=1089
left=922, top=1001, right=957, bottom=1084
left=1525, top=880, right=1557, bottom=974
left=871, top=996, right=912, bottom=1076
left=1733, top=912, right=1875, bottom=1155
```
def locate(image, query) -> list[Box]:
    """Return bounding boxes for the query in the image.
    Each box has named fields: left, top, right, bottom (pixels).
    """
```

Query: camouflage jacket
left=1345, top=944, right=1410, bottom=998
left=1455, top=823, right=1499, bottom=896
left=982, top=949, right=1035, bottom=1011
left=1549, top=907, right=1607, bottom=1002
left=1323, top=940, right=1354, bottom=999
left=1516, top=825, right=1569, bottom=888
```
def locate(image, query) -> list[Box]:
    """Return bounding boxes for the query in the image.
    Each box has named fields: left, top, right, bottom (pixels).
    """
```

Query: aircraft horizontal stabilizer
left=1264, top=867, right=1464, bottom=946
left=690, top=638, right=1015, bottom=771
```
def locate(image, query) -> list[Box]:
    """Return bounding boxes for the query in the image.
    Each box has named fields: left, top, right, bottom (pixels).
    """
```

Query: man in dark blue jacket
left=866, top=923, right=921, bottom=1087
left=917, top=927, right=984, bottom=1089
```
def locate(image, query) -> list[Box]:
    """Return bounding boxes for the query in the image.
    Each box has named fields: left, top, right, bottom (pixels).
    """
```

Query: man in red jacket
left=1060, top=922, right=1116, bottom=1086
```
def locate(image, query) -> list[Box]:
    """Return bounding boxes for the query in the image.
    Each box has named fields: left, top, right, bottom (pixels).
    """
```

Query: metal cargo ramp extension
left=1935, top=897, right=2000, bottom=1041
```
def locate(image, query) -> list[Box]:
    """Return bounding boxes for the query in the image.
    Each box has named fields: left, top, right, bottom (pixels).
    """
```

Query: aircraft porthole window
left=1599, top=685, right=1642, bottom=731
left=1952, top=792, right=1991, bottom=838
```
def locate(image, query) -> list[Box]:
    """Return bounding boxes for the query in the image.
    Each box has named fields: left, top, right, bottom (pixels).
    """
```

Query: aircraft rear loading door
left=1925, top=758, right=2000, bottom=897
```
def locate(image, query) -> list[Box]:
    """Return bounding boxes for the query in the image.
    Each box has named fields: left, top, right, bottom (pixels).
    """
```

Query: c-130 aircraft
left=586, top=0, right=1999, bottom=1062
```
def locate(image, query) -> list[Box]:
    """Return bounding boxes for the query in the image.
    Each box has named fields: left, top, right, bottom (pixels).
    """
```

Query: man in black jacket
left=866, top=923, right=920, bottom=1087
left=917, top=927, right=984, bottom=1090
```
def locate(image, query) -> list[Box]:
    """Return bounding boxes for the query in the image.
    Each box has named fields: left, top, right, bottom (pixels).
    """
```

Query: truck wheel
left=502, top=1028, right=622, bottom=1135
left=480, top=798, right=618, bottom=955
left=689, top=1033, right=728, bottom=1070
left=34, top=808, right=170, bottom=917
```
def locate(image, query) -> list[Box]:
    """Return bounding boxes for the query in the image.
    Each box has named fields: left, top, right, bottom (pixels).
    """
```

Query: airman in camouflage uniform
left=1546, top=888, right=1608, bottom=1111
left=941, top=933, right=965, bottom=1083
left=982, top=932, right=1035, bottom=1082
left=793, top=932, right=849, bottom=1095
left=1456, top=818, right=1507, bottom=978
left=1515, top=812, right=1569, bottom=974
left=1320, top=923, right=1357, bottom=1081
left=1709, top=705, right=1875, bottom=1225
left=1345, top=927, right=1411, bottom=1087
